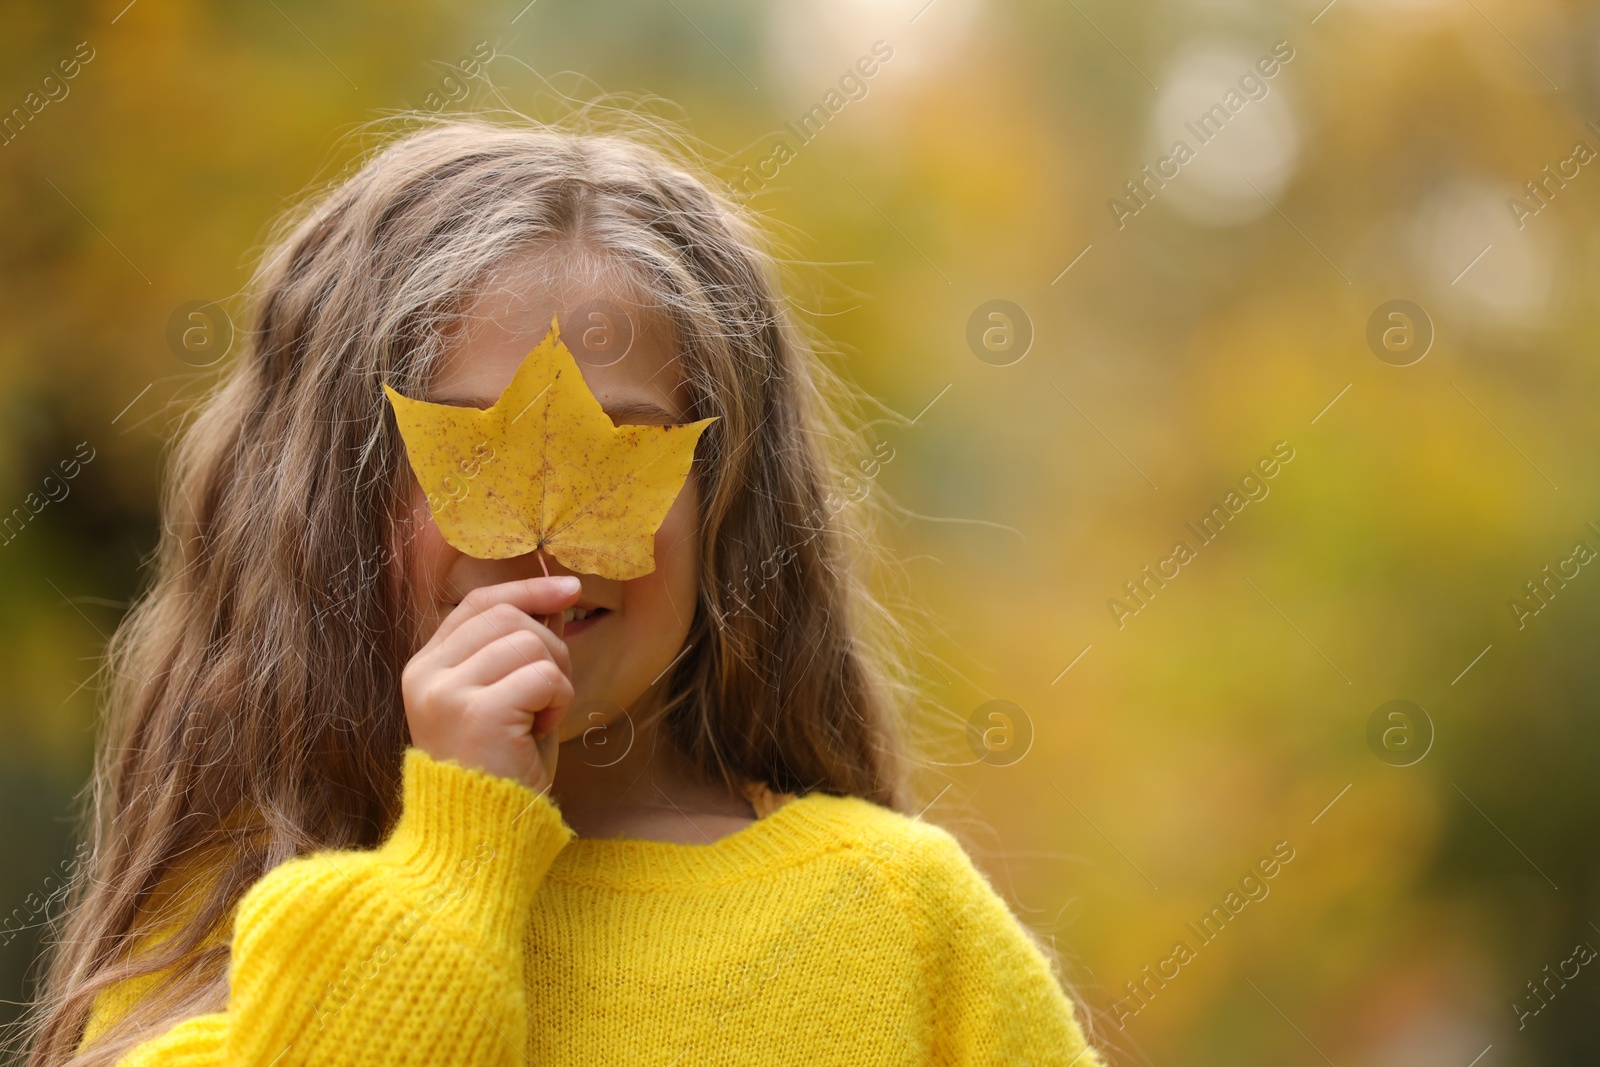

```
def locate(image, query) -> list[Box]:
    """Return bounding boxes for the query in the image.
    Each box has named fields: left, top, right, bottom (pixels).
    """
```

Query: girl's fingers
left=452, top=627, right=562, bottom=688
left=529, top=719, right=560, bottom=794
left=424, top=576, right=581, bottom=652
left=478, top=659, right=573, bottom=736
left=432, top=601, right=571, bottom=677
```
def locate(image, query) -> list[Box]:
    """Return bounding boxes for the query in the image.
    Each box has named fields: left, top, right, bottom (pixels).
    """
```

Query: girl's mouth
left=560, top=606, right=610, bottom=635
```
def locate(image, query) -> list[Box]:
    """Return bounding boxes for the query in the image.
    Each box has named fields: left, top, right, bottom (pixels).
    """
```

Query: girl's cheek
left=401, top=502, right=461, bottom=628
left=654, top=501, right=700, bottom=612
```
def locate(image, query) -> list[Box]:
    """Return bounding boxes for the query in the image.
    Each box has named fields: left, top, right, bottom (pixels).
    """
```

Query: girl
left=20, top=114, right=1104, bottom=1066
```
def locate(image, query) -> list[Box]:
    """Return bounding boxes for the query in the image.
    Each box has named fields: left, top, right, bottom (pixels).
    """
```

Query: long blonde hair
left=17, top=109, right=919, bottom=1066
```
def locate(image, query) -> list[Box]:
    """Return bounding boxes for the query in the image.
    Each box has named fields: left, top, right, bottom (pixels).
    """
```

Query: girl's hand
left=402, top=576, right=580, bottom=794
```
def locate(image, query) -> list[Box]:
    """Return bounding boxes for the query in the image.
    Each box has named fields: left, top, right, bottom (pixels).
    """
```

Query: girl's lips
left=563, top=607, right=610, bottom=636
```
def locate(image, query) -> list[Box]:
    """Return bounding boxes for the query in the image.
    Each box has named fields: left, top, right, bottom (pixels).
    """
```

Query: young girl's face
left=401, top=254, right=702, bottom=744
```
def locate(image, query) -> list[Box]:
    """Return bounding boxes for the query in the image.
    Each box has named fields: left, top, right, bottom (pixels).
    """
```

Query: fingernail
left=555, top=576, right=581, bottom=593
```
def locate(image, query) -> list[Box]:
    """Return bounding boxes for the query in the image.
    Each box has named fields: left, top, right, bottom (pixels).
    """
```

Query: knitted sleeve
left=81, top=748, right=572, bottom=1066
left=911, top=826, right=1107, bottom=1067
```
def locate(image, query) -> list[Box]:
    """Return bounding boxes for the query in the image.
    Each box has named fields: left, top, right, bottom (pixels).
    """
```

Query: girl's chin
left=555, top=693, right=636, bottom=755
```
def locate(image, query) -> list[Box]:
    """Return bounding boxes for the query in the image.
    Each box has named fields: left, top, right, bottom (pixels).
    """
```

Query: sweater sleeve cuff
left=376, top=747, right=573, bottom=943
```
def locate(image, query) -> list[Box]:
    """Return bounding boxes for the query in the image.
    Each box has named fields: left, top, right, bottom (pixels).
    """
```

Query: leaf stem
left=536, top=547, right=563, bottom=637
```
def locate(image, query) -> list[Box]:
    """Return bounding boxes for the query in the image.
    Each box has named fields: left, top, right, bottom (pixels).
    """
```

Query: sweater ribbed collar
left=544, top=791, right=861, bottom=889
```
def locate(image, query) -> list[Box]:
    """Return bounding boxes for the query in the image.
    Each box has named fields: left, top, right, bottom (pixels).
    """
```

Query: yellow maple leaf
left=383, top=315, right=716, bottom=580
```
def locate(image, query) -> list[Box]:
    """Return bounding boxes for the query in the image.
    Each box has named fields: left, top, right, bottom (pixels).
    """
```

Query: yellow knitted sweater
left=79, top=749, right=1104, bottom=1065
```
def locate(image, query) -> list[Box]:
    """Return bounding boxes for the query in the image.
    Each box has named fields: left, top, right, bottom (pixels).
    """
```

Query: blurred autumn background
left=3, top=0, right=1599, bottom=1063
